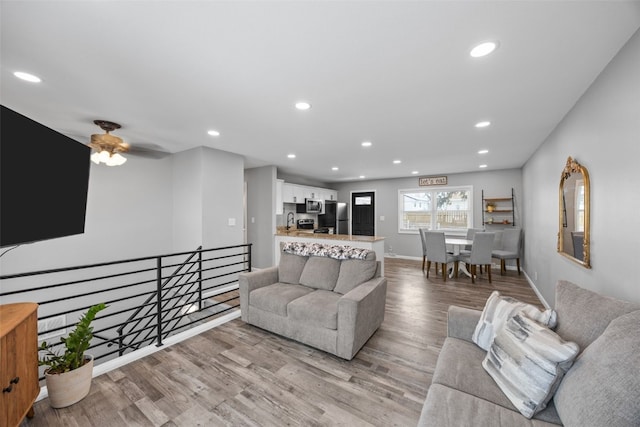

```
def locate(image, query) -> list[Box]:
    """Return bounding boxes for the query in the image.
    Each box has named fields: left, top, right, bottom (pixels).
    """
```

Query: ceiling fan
left=88, top=120, right=168, bottom=166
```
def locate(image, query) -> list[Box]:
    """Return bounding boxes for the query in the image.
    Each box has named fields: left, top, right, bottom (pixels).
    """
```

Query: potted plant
left=486, top=201, right=496, bottom=212
left=38, top=303, right=107, bottom=408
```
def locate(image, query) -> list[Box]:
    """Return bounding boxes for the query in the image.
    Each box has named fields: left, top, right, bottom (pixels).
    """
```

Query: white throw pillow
left=472, top=291, right=557, bottom=351
left=483, top=313, right=579, bottom=419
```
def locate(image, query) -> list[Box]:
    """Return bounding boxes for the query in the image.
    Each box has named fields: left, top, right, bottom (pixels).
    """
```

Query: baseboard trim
left=523, top=269, right=551, bottom=309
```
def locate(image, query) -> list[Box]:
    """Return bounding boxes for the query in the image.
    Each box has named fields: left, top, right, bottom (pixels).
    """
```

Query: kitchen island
left=274, top=231, right=386, bottom=275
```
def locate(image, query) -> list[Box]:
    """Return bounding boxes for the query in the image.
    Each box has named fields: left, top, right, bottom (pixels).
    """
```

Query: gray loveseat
left=418, top=280, right=640, bottom=426
left=239, top=242, right=387, bottom=360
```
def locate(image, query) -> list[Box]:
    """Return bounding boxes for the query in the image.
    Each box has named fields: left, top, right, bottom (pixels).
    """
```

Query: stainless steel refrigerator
left=319, top=201, right=349, bottom=234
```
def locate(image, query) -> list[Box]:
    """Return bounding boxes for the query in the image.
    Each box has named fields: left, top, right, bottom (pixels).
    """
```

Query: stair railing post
left=197, top=248, right=203, bottom=311
left=118, top=333, right=124, bottom=357
left=155, top=256, right=163, bottom=347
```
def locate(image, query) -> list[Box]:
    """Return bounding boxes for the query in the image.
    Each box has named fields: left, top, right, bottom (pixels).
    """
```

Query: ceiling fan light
left=107, top=153, right=127, bottom=166
left=98, top=150, right=111, bottom=163
left=91, top=152, right=102, bottom=164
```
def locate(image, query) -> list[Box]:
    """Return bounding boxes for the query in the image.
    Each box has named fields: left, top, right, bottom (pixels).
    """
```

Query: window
left=575, top=180, right=585, bottom=232
left=398, top=186, right=473, bottom=233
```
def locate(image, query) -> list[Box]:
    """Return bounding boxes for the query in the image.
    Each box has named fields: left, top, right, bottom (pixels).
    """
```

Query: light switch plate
left=228, top=218, right=236, bottom=226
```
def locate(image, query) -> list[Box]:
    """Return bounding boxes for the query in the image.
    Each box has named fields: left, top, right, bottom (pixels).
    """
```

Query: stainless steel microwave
left=305, top=199, right=323, bottom=213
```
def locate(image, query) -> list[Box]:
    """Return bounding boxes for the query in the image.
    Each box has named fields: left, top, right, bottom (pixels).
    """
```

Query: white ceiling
left=2, top=1, right=639, bottom=183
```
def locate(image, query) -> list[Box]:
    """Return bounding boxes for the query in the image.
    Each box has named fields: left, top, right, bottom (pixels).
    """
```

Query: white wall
left=201, top=147, right=245, bottom=248
left=523, top=29, right=640, bottom=305
left=333, top=168, right=523, bottom=258
left=172, top=148, right=204, bottom=251
left=0, top=146, right=246, bottom=308
left=171, top=146, right=245, bottom=252
left=0, top=155, right=174, bottom=278
left=245, top=166, right=277, bottom=268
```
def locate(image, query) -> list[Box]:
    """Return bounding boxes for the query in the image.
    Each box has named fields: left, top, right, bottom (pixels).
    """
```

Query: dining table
left=445, top=237, right=474, bottom=278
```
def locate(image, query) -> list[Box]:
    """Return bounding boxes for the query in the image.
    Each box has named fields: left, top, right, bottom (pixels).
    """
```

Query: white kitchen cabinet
left=282, top=183, right=306, bottom=204
left=281, top=182, right=337, bottom=205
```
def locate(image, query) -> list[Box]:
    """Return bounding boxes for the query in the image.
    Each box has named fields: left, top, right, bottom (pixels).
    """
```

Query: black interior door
left=351, top=191, right=375, bottom=236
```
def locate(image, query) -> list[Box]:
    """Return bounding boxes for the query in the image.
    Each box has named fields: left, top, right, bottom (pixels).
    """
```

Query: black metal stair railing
left=116, top=246, right=202, bottom=356
left=0, top=243, right=251, bottom=378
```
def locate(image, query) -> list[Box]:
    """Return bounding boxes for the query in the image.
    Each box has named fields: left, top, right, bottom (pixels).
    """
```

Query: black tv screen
left=1, top=105, right=91, bottom=247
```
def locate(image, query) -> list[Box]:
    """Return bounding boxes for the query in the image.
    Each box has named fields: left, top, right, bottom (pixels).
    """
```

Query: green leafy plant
left=38, top=303, right=107, bottom=374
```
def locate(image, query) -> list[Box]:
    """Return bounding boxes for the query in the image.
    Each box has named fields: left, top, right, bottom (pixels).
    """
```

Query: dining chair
left=459, top=232, right=495, bottom=283
left=461, top=228, right=484, bottom=256
left=425, top=231, right=459, bottom=281
left=571, top=231, right=584, bottom=261
left=491, top=228, right=522, bottom=275
left=419, top=228, right=429, bottom=271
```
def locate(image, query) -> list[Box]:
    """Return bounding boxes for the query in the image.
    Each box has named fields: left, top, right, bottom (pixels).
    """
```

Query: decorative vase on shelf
left=487, top=205, right=495, bottom=212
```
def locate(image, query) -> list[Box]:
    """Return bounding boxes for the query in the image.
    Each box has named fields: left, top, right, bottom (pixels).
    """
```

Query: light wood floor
left=23, top=258, right=542, bottom=427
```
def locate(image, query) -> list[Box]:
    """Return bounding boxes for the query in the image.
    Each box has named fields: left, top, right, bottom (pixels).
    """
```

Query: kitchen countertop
left=275, top=230, right=385, bottom=242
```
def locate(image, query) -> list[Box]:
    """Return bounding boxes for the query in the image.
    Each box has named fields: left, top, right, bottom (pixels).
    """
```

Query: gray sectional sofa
left=418, top=280, right=640, bottom=426
left=239, top=242, right=387, bottom=360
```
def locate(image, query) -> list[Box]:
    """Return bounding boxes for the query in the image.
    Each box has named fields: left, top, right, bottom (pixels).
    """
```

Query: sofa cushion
left=483, top=314, right=579, bottom=419
left=288, top=290, right=341, bottom=330
left=473, top=291, right=557, bottom=351
left=299, top=256, right=341, bottom=290
left=278, top=252, right=308, bottom=285
left=418, top=384, right=561, bottom=427
left=249, top=283, right=313, bottom=316
left=554, top=309, right=640, bottom=427
left=333, top=259, right=377, bottom=294
left=431, top=337, right=562, bottom=424
left=554, top=280, right=640, bottom=352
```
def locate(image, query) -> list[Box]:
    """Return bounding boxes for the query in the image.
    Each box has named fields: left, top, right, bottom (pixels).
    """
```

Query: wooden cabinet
left=482, top=188, right=516, bottom=226
left=1, top=303, right=39, bottom=427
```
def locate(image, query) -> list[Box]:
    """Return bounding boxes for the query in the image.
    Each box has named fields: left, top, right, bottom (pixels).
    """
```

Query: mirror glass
left=558, top=156, right=591, bottom=268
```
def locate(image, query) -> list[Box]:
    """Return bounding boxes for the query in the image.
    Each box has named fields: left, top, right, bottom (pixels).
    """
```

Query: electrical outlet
left=534, top=271, right=538, bottom=281
left=38, top=315, right=66, bottom=341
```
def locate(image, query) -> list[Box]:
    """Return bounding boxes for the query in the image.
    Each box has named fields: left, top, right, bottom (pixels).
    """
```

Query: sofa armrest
left=447, top=306, right=482, bottom=343
left=239, top=266, right=279, bottom=321
left=336, top=277, right=387, bottom=360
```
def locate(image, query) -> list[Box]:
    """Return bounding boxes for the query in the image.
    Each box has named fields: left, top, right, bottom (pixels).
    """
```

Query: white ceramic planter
left=45, top=355, right=94, bottom=408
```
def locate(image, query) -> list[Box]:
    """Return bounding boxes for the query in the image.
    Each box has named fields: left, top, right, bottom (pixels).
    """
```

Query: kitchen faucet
left=286, top=212, right=295, bottom=230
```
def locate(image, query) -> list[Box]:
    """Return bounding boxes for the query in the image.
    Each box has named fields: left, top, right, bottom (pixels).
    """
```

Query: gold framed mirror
left=558, top=156, right=591, bottom=268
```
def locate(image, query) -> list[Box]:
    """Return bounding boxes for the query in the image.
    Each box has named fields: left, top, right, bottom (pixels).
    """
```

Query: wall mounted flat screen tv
left=1, top=105, right=91, bottom=247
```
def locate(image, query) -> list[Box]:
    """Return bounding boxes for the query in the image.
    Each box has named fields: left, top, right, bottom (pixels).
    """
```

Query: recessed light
left=470, top=41, right=498, bottom=58
left=479, top=164, right=488, bottom=168
left=478, top=149, right=489, bottom=154
left=295, top=102, right=311, bottom=110
left=207, top=129, right=220, bottom=136
left=361, top=141, right=372, bottom=147
left=14, top=71, right=41, bottom=83
left=287, top=154, right=296, bottom=159
left=393, top=160, right=401, bottom=164
left=412, top=171, right=419, bottom=175
left=359, top=175, right=365, bottom=179
left=475, top=121, right=491, bottom=128
left=331, top=166, right=339, bottom=171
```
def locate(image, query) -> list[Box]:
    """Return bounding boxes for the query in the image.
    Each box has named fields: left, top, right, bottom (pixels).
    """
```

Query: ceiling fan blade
left=127, top=143, right=170, bottom=159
